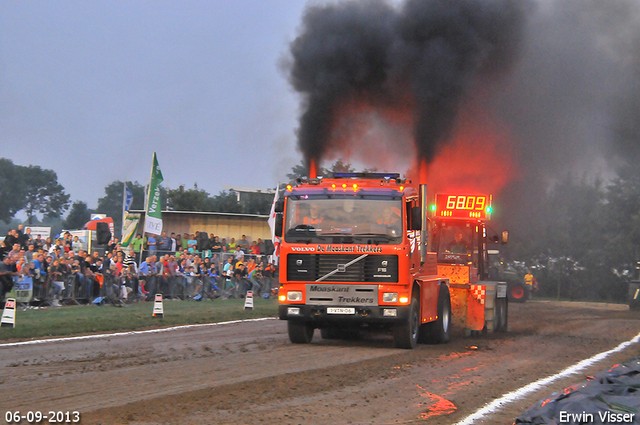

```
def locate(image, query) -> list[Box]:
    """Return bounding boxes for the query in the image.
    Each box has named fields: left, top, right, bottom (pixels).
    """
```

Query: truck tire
left=496, top=297, right=508, bottom=332
left=393, top=298, right=419, bottom=349
left=508, top=283, right=529, bottom=303
left=288, top=321, right=314, bottom=344
left=419, top=286, right=451, bottom=344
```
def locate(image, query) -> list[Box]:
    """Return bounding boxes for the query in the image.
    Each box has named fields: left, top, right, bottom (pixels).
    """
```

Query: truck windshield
left=284, top=196, right=403, bottom=244
left=433, top=222, right=476, bottom=265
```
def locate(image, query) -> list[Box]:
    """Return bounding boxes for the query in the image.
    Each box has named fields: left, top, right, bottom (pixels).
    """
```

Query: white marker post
left=244, top=291, right=254, bottom=310
left=1, top=298, right=16, bottom=327
left=152, top=294, right=164, bottom=318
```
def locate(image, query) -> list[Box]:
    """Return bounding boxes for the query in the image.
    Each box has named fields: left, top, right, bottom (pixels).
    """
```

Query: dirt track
left=1, top=300, right=639, bottom=425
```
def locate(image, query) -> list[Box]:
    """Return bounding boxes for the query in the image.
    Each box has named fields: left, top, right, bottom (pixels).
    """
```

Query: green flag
left=143, top=152, right=164, bottom=235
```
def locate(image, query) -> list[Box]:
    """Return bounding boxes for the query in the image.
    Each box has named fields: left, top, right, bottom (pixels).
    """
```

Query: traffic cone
left=153, top=294, right=164, bottom=318
left=244, top=291, right=254, bottom=310
left=1, top=298, right=16, bottom=327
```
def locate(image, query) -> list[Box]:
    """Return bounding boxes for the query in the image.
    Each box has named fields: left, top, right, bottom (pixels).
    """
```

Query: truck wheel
left=288, top=321, right=314, bottom=344
left=394, top=298, right=419, bottom=349
left=419, top=286, right=451, bottom=344
left=496, top=298, right=508, bottom=332
left=508, top=283, right=529, bottom=303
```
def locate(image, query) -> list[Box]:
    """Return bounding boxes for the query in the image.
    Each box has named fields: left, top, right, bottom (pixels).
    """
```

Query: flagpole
left=139, top=154, right=155, bottom=268
left=121, top=182, right=127, bottom=239
left=141, top=153, right=154, bottom=237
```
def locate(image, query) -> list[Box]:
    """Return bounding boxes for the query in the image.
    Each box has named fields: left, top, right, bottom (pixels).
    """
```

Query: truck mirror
left=411, top=207, right=422, bottom=231
left=274, top=213, right=283, bottom=237
left=501, top=230, right=509, bottom=244
left=275, top=199, right=285, bottom=213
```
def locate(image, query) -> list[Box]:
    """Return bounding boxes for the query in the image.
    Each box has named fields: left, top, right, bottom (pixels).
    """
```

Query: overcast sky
left=1, top=1, right=308, bottom=210
left=3, top=0, right=640, bottom=221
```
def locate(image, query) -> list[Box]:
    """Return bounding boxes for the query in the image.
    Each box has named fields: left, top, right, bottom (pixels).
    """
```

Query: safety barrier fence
left=10, top=271, right=278, bottom=306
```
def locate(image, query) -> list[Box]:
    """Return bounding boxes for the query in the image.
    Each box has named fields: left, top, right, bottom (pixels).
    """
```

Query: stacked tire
left=507, top=281, right=529, bottom=303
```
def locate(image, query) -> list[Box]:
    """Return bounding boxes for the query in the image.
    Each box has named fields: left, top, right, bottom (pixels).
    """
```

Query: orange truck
left=430, top=194, right=509, bottom=335
left=274, top=173, right=508, bottom=348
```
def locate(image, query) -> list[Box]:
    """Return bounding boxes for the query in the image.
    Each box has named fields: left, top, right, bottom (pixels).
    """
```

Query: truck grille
left=287, top=254, right=398, bottom=283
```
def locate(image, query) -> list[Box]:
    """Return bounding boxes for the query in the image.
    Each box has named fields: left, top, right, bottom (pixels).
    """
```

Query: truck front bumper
left=279, top=304, right=412, bottom=324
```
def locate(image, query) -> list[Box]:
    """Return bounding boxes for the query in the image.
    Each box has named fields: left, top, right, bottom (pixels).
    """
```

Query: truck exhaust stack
left=420, top=159, right=427, bottom=265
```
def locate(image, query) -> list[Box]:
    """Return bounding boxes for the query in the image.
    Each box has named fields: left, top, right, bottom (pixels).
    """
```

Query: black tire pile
left=515, top=358, right=640, bottom=424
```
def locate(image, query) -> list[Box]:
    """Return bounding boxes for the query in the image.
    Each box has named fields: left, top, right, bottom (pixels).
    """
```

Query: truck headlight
left=383, top=292, right=398, bottom=303
left=287, top=291, right=303, bottom=302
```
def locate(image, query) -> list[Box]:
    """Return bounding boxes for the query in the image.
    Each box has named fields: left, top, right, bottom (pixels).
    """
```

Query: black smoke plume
left=287, top=0, right=528, bottom=168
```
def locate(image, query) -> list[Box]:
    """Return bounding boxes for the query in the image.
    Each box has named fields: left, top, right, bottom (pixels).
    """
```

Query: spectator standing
left=4, top=229, right=18, bottom=250
left=234, top=246, right=245, bottom=263
left=123, top=249, right=137, bottom=273
left=19, top=226, right=32, bottom=250
left=63, top=232, right=73, bottom=253
left=181, top=233, right=190, bottom=251
left=107, top=237, right=119, bottom=253
left=237, top=235, right=249, bottom=253
left=223, top=257, right=234, bottom=296
left=169, top=233, right=177, bottom=252
left=48, top=259, right=64, bottom=306
left=257, top=238, right=266, bottom=255
left=42, top=237, right=52, bottom=252
left=155, top=255, right=169, bottom=296
left=72, top=236, right=85, bottom=255
left=146, top=233, right=157, bottom=256
left=228, top=238, right=237, bottom=254
left=139, top=256, right=156, bottom=299
left=188, top=234, right=197, bottom=254
left=25, top=244, right=36, bottom=264
left=130, top=234, right=144, bottom=262
left=50, top=246, right=62, bottom=261
left=211, top=236, right=222, bottom=253
left=246, top=257, right=257, bottom=275
left=33, top=234, right=44, bottom=251
left=0, top=254, right=18, bottom=307
left=250, top=241, right=260, bottom=256
left=157, top=231, right=170, bottom=253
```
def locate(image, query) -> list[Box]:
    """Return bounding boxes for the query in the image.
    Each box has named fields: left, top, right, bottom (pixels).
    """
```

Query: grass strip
left=0, top=298, right=279, bottom=341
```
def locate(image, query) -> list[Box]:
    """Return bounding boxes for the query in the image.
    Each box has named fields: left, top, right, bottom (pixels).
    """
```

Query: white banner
left=25, top=226, right=51, bottom=240
left=144, top=215, right=162, bottom=235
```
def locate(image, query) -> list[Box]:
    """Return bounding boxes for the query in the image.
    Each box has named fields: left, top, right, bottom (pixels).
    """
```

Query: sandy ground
left=1, top=300, right=639, bottom=425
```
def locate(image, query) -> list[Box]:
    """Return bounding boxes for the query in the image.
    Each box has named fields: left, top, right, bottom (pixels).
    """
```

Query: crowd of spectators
left=0, top=225, right=277, bottom=308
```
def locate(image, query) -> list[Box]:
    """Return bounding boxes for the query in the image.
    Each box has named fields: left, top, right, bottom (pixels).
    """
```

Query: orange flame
left=419, top=159, right=428, bottom=185
left=309, top=159, right=317, bottom=179
left=315, top=93, right=518, bottom=197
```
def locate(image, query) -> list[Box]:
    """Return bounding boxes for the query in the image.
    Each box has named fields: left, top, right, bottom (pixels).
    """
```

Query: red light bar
left=435, top=194, right=492, bottom=219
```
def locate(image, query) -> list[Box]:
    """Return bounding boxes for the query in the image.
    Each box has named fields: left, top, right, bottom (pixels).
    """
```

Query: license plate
left=327, top=307, right=355, bottom=315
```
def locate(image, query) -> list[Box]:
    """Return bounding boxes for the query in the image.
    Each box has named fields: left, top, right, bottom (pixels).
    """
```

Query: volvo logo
left=296, top=259, right=303, bottom=266
left=381, top=260, right=388, bottom=267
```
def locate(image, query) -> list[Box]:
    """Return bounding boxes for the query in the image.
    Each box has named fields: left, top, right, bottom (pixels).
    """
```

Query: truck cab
left=275, top=173, right=450, bottom=349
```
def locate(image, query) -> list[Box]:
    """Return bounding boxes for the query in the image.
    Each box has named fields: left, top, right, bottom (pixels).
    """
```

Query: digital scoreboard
left=434, top=194, right=492, bottom=219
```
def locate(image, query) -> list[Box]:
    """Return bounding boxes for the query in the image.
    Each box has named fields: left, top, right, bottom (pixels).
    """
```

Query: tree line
left=498, top=164, right=640, bottom=303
